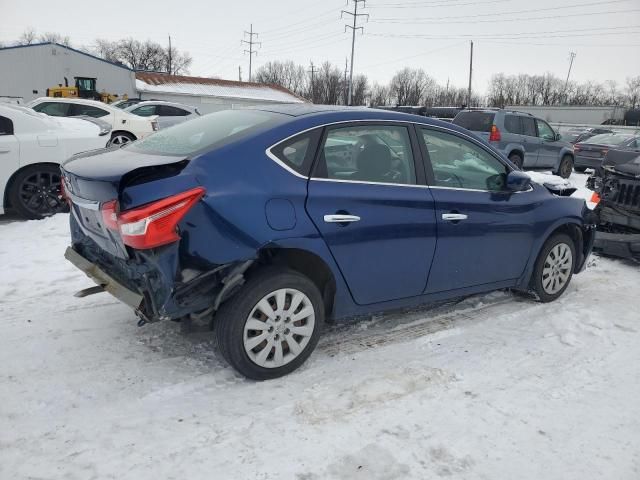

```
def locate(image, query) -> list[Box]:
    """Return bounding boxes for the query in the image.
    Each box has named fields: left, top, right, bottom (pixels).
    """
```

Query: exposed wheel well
left=545, top=223, right=585, bottom=272
left=3, top=162, right=61, bottom=209
left=507, top=149, right=524, bottom=159
left=255, top=247, right=337, bottom=319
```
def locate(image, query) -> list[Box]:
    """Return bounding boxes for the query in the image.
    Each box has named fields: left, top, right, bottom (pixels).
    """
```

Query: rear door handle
left=442, top=213, right=468, bottom=221
left=0, top=148, right=10, bottom=153
left=324, top=214, right=361, bottom=223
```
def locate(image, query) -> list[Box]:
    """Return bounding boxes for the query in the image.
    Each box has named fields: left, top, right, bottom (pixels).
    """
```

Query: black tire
left=107, top=132, right=135, bottom=147
left=215, top=267, right=324, bottom=380
left=574, top=166, right=587, bottom=173
left=508, top=152, right=524, bottom=169
left=529, top=233, right=576, bottom=303
left=8, top=164, right=68, bottom=219
left=555, top=155, right=574, bottom=179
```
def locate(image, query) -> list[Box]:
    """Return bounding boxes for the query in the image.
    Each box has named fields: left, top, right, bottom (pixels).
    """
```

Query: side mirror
left=506, top=170, right=532, bottom=192
left=554, top=132, right=562, bottom=141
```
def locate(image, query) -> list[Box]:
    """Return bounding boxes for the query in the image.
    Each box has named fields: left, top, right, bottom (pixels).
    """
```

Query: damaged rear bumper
left=65, top=246, right=143, bottom=309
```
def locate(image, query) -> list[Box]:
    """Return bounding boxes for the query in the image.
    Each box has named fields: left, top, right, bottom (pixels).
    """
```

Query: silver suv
left=453, top=109, right=575, bottom=178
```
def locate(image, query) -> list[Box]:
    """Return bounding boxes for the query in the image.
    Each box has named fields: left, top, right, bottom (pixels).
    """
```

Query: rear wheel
left=107, top=132, right=135, bottom=147
left=8, top=164, right=68, bottom=219
left=215, top=268, right=324, bottom=380
left=555, top=155, right=574, bottom=179
left=530, top=233, right=575, bottom=302
left=508, top=152, right=524, bottom=169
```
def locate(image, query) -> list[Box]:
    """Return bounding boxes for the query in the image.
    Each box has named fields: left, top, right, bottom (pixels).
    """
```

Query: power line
left=342, top=0, right=369, bottom=105
left=371, top=0, right=635, bottom=21
left=367, top=0, right=510, bottom=9
left=368, top=7, right=640, bottom=25
left=241, top=24, right=261, bottom=82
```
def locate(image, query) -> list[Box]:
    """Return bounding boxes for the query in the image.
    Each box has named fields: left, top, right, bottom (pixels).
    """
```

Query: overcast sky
left=1, top=0, right=639, bottom=94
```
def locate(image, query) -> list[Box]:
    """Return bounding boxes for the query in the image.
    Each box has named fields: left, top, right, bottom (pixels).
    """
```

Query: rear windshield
left=128, top=109, right=281, bottom=156
left=452, top=111, right=495, bottom=132
left=584, top=133, right=634, bottom=146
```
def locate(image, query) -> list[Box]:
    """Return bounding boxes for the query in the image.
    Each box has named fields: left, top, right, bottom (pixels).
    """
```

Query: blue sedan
left=61, top=105, right=595, bottom=379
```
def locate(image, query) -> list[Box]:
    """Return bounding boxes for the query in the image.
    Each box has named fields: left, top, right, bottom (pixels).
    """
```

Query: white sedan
left=0, top=104, right=109, bottom=219
left=27, top=97, right=159, bottom=147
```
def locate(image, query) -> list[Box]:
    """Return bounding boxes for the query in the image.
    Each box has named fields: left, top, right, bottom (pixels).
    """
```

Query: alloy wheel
left=542, top=243, right=573, bottom=295
left=109, top=134, right=131, bottom=146
left=243, top=288, right=315, bottom=368
left=18, top=171, right=65, bottom=217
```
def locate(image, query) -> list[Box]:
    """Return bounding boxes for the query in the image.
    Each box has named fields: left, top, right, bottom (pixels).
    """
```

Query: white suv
left=27, top=97, right=158, bottom=147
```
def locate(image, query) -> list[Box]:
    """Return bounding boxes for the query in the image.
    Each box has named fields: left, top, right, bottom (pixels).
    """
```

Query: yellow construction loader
left=46, top=77, right=127, bottom=104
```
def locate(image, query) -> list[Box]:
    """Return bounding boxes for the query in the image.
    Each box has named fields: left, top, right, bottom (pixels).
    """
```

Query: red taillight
left=101, top=199, right=119, bottom=231
left=99, top=187, right=205, bottom=250
left=60, top=177, right=70, bottom=205
left=574, top=145, right=581, bottom=152
left=489, top=125, right=501, bottom=142
left=601, top=148, right=608, bottom=157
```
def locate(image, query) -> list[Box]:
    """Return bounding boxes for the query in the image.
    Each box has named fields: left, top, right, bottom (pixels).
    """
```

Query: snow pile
left=1, top=196, right=639, bottom=479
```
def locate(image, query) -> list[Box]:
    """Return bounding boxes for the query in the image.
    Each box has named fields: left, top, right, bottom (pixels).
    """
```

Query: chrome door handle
left=442, top=213, right=468, bottom=221
left=324, top=214, right=361, bottom=223
left=0, top=148, right=10, bottom=154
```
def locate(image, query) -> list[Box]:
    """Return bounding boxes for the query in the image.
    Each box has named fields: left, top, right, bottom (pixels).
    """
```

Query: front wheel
left=530, top=233, right=576, bottom=302
left=215, top=268, right=324, bottom=380
left=555, top=155, right=574, bottom=179
left=508, top=152, right=524, bottom=170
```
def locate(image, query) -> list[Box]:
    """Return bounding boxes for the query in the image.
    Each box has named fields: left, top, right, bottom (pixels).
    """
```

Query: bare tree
left=351, top=74, right=369, bottom=106
left=369, top=83, right=390, bottom=106
left=167, top=48, right=193, bottom=75
left=315, top=61, right=343, bottom=105
left=255, top=61, right=308, bottom=96
left=390, top=68, right=431, bottom=105
left=626, top=76, right=640, bottom=109
left=16, top=28, right=37, bottom=46
left=39, top=32, right=71, bottom=46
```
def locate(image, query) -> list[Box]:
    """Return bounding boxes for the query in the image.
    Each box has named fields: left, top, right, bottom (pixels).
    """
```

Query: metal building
left=135, top=72, right=306, bottom=114
left=0, top=42, right=136, bottom=104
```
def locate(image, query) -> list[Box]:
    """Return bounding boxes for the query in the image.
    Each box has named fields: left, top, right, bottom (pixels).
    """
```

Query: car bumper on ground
left=593, top=231, right=640, bottom=260
left=64, top=246, right=143, bottom=309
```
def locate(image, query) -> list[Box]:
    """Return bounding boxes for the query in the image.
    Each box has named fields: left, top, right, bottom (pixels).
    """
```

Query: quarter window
left=315, top=125, right=416, bottom=185
left=0, top=116, right=14, bottom=135
left=421, top=128, right=509, bottom=191
left=33, top=102, right=70, bottom=117
left=270, top=130, right=320, bottom=176
left=159, top=105, right=189, bottom=116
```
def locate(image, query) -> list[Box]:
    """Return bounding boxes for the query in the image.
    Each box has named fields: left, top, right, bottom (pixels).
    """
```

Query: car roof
left=31, top=97, right=113, bottom=108
left=127, top=100, right=195, bottom=109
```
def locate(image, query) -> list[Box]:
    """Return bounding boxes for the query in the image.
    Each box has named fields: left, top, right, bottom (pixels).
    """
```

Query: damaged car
left=587, top=148, right=640, bottom=260
left=61, top=105, right=596, bottom=380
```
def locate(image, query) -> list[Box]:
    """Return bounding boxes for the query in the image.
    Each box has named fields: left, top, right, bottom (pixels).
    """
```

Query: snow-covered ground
left=1, top=172, right=639, bottom=480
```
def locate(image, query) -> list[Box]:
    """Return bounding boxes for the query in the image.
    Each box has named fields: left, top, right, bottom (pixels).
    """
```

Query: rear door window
left=70, top=104, right=109, bottom=118
left=159, top=105, right=190, bottom=116
left=314, top=125, right=416, bottom=185
left=452, top=112, right=495, bottom=132
left=33, top=102, right=71, bottom=117
left=521, top=117, right=537, bottom=137
left=504, top=115, right=522, bottom=134
left=131, top=105, right=157, bottom=117
left=536, top=119, right=555, bottom=140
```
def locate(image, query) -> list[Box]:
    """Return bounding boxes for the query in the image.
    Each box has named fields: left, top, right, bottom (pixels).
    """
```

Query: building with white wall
left=135, top=72, right=306, bottom=113
left=0, top=42, right=136, bottom=103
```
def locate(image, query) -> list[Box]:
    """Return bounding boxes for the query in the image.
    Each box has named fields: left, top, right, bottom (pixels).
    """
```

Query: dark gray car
left=574, top=133, right=640, bottom=171
left=453, top=109, right=575, bottom=178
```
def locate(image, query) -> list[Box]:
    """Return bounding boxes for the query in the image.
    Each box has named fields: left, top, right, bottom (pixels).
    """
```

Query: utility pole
left=308, top=61, right=316, bottom=103
left=467, top=40, right=473, bottom=107
left=564, top=51, right=577, bottom=103
left=242, top=24, right=261, bottom=82
left=342, top=0, right=368, bottom=106
left=168, top=34, right=172, bottom=75
left=238, top=66, right=242, bottom=82
left=343, top=57, right=348, bottom=105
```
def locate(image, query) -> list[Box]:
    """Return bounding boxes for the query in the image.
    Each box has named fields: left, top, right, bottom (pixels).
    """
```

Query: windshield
left=127, top=109, right=282, bottom=156
left=584, top=133, right=634, bottom=146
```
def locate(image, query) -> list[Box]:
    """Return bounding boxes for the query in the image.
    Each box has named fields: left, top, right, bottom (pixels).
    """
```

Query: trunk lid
left=61, top=147, right=195, bottom=258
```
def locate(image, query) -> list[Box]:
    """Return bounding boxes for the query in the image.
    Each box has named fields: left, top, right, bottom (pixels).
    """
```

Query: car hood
left=602, top=149, right=640, bottom=178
